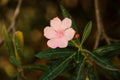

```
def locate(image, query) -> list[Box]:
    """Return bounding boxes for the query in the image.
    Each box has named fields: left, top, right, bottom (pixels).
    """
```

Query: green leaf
left=60, top=5, right=78, bottom=31
left=71, top=60, right=86, bottom=80
left=68, top=41, right=75, bottom=47
left=98, top=67, right=120, bottom=80
left=9, top=56, right=20, bottom=67
left=36, top=48, right=77, bottom=59
left=105, top=69, right=120, bottom=80
left=64, top=62, right=76, bottom=72
left=93, top=42, right=120, bottom=56
left=39, top=52, right=76, bottom=80
left=80, top=21, right=92, bottom=46
left=87, top=65, right=99, bottom=80
left=85, top=50, right=118, bottom=71
left=13, top=34, right=24, bottom=59
left=106, top=50, right=120, bottom=58
left=23, top=64, right=48, bottom=71
left=74, top=51, right=84, bottom=64
left=2, top=26, right=14, bottom=55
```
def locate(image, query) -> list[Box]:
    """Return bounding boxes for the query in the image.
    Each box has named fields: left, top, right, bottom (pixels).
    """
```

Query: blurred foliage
left=0, top=0, right=120, bottom=80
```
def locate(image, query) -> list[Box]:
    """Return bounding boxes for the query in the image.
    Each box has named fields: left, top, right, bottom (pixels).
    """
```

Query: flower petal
left=64, top=28, right=75, bottom=40
left=50, top=17, right=61, bottom=30
left=58, top=38, right=68, bottom=48
left=61, top=18, right=72, bottom=29
left=44, top=26, right=57, bottom=39
left=47, top=39, right=58, bottom=48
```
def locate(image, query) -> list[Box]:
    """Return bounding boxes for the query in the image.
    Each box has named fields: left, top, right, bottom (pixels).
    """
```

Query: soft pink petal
left=58, top=38, right=68, bottom=48
left=64, top=28, right=75, bottom=40
left=47, top=39, right=58, bottom=48
left=44, top=26, right=57, bottom=39
left=50, top=17, right=61, bottom=30
left=61, top=18, right=72, bottom=29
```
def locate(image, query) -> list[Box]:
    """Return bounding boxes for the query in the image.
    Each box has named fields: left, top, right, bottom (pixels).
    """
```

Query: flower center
left=57, top=30, right=64, bottom=38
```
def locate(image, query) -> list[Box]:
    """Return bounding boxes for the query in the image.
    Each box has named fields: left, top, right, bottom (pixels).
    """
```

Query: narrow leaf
left=64, top=62, right=76, bottom=72
left=80, top=21, right=92, bottom=46
left=15, top=31, right=24, bottom=52
left=98, top=67, right=120, bottom=80
left=87, top=65, right=99, bottom=80
left=105, top=69, right=120, bottom=80
left=74, top=51, right=84, bottom=64
left=93, top=42, right=120, bottom=56
left=36, top=48, right=77, bottom=59
left=40, top=52, right=76, bottom=80
left=106, top=49, right=120, bottom=58
left=2, top=26, right=14, bottom=55
left=9, top=56, right=20, bottom=67
left=23, top=64, right=48, bottom=71
left=13, top=32, right=24, bottom=58
left=71, top=60, right=86, bottom=80
left=85, top=50, right=118, bottom=71
left=12, top=32, right=24, bottom=65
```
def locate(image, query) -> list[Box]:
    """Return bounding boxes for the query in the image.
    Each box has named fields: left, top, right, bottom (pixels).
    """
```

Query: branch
left=94, top=0, right=111, bottom=49
left=0, top=0, right=22, bottom=46
left=8, top=0, right=22, bottom=33
left=94, top=0, right=101, bottom=49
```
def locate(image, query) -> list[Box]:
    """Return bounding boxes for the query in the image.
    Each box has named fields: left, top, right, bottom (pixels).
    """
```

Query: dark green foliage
left=2, top=26, right=14, bottom=55
left=36, top=48, right=77, bottom=59
left=39, top=52, right=76, bottom=80
left=71, top=60, right=86, bottom=80
left=80, top=21, right=92, bottom=46
left=85, top=50, right=118, bottom=71
left=9, top=56, right=20, bottom=67
left=87, top=65, right=99, bottom=80
left=93, top=42, right=120, bottom=56
left=104, top=69, right=120, bottom=80
left=23, top=64, right=48, bottom=71
left=13, top=34, right=24, bottom=60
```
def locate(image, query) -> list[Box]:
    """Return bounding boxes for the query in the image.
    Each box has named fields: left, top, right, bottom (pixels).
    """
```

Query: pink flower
left=44, top=17, right=75, bottom=48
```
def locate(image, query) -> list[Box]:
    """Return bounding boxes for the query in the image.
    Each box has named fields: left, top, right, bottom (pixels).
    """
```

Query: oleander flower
left=44, top=17, right=75, bottom=48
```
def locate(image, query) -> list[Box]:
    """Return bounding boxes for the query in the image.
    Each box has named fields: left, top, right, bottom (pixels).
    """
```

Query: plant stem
left=71, top=40, right=94, bottom=65
left=71, top=40, right=82, bottom=49
left=71, top=40, right=86, bottom=57
left=0, top=0, right=22, bottom=46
